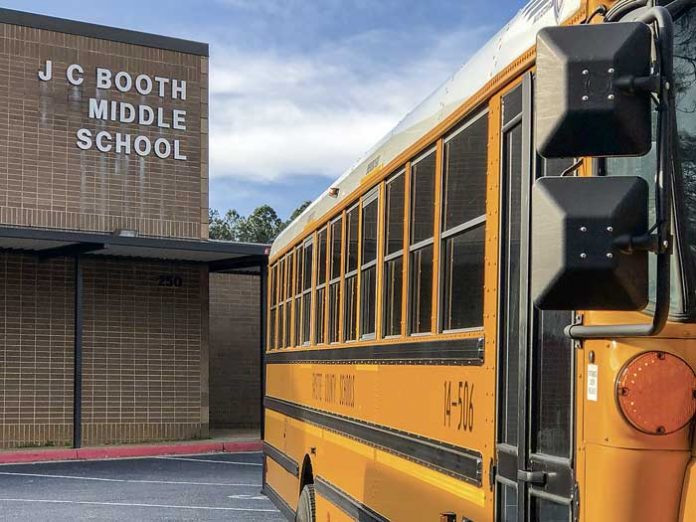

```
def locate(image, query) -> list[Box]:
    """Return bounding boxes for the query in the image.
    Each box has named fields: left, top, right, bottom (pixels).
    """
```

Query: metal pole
left=73, top=255, right=83, bottom=449
left=259, top=261, right=268, bottom=490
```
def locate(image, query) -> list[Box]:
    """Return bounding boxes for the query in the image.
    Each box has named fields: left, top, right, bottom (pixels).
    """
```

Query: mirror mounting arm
left=614, top=74, right=661, bottom=95
left=565, top=6, right=675, bottom=340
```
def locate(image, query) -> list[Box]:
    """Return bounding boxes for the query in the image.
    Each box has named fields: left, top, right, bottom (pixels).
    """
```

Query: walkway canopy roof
left=0, top=226, right=268, bottom=273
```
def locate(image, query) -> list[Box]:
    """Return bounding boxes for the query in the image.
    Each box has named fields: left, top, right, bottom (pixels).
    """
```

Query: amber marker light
left=616, top=351, right=696, bottom=435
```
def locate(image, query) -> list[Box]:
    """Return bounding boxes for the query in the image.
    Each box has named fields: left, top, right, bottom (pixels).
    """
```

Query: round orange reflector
left=617, top=352, right=696, bottom=435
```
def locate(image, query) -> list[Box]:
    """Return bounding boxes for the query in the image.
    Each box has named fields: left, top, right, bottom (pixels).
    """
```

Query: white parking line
left=0, top=471, right=261, bottom=487
left=157, top=456, right=263, bottom=467
left=0, top=498, right=279, bottom=512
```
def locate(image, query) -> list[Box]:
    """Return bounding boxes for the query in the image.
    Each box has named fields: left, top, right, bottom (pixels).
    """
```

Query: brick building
left=0, top=9, right=266, bottom=449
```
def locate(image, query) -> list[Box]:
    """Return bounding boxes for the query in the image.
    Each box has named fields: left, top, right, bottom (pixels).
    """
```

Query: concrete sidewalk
left=0, top=429, right=261, bottom=465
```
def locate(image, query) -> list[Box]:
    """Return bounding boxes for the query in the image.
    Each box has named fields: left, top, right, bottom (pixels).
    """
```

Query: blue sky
left=10, top=0, right=524, bottom=220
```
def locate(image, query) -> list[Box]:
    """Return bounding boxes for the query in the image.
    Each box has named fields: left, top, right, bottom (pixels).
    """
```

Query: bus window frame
left=328, top=214, right=344, bottom=344
left=360, top=186, right=380, bottom=340
left=344, top=202, right=360, bottom=342
left=383, top=169, right=406, bottom=339
left=408, top=145, right=437, bottom=336
left=300, top=235, right=314, bottom=346
left=315, top=226, right=328, bottom=345
left=438, top=108, right=489, bottom=334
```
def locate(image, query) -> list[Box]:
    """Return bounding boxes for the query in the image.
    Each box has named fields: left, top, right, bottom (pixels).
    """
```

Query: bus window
left=278, top=257, right=285, bottom=347
left=269, top=263, right=277, bottom=349
left=344, top=206, right=359, bottom=341
left=315, top=228, right=327, bottom=344
left=360, top=190, right=379, bottom=338
left=294, top=246, right=302, bottom=347
left=383, top=172, right=405, bottom=337
left=409, top=150, right=436, bottom=334
left=441, top=113, right=488, bottom=331
left=284, top=253, right=292, bottom=348
left=328, top=216, right=342, bottom=343
left=301, top=238, right=313, bottom=345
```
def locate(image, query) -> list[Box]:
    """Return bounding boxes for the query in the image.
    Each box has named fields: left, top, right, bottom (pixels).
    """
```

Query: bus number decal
left=312, top=372, right=355, bottom=408
left=443, top=380, right=474, bottom=432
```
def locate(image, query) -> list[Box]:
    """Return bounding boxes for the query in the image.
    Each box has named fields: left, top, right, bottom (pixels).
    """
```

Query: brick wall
left=0, top=252, right=210, bottom=449
left=0, top=23, right=209, bottom=239
left=81, top=258, right=209, bottom=445
left=209, top=273, right=261, bottom=429
left=0, top=252, right=74, bottom=449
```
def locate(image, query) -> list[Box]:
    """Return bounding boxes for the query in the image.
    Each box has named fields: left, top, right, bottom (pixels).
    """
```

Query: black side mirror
left=535, top=22, right=653, bottom=158
left=532, top=176, right=649, bottom=311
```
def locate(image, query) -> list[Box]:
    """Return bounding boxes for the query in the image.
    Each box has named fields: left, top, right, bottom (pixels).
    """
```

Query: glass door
left=495, top=73, right=576, bottom=521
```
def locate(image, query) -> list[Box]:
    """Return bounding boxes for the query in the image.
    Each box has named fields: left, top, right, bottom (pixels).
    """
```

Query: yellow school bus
left=262, top=0, right=696, bottom=520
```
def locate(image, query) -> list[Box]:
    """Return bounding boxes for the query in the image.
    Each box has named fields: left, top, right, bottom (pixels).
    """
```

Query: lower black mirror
left=532, top=176, right=649, bottom=310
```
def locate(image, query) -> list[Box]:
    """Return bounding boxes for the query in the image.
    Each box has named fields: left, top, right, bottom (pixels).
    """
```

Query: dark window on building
left=409, top=150, right=436, bottom=334
left=384, top=171, right=405, bottom=337
left=440, top=112, right=488, bottom=331
left=360, top=191, right=379, bottom=337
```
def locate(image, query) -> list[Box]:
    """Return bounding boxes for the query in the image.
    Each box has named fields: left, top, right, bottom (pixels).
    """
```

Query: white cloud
left=208, top=25, right=491, bottom=182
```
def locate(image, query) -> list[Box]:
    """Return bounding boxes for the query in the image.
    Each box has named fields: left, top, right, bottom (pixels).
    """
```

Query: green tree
left=288, top=200, right=311, bottom=222
left=208, top=200, right=312, bottom=243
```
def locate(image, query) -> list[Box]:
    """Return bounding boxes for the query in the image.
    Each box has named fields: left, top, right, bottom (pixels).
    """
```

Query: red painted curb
left=0, top=449, right=78, bottom=464
left=222, top=440, right=263, bottom=452
left=0, top=439, right=262, bottom=465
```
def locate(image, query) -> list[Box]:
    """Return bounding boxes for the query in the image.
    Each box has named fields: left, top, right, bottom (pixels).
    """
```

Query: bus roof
left=270, top=0, right=582, bottom=258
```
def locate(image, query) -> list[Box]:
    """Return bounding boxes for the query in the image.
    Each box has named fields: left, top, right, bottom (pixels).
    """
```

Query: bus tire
left=295, top=484, right=316, bottom=522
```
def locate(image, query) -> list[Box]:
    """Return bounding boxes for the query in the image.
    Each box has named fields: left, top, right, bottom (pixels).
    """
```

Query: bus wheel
left=295, top=484, right=316, bottom=522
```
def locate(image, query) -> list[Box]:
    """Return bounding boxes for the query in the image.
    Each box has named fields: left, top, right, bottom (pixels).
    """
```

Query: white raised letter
left=96, top=68, right=112, bottom=89
left=96, top=131, right=113, bottom=152
left=115, top=133, right=131, bottom=154
left=154, top=76, right=169, bottom=97
left=119, top=102, right=135, bottom=123
left=172, top=110, right=186, bottom=130
left=38, top=59, right=52, bottom=81
left=134, top=136, right=152, bottom=156
left=172, top=79, right=186, bottom=100
left=154, top=138, right=171, bottom=159
left=174, top=140, right=187, bottom=161
left=66, top=64, right=84, bottom=86
left=135, top=74, right=153, bottom=95
left=76, top=128, right=92, bottom=150
left=156, top=107, right=170, bottom=129
left=115, top=71, right=132, bottom=93
left=89, top=98, right=108, bottom=120
left=138, top=105, right=155, bottom=125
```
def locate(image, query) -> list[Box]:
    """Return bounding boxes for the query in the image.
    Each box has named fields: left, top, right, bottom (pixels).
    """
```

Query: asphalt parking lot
left=0, top=452, right=284, bottom=521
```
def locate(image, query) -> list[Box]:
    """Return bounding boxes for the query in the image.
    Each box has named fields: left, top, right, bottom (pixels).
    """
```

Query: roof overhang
left=0, top=226, right=268, bottom=273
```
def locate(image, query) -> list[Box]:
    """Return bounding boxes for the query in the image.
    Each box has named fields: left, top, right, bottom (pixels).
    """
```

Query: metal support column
left=73, top=255, right=83, bottom=449
left=259, top=261, right=268, bottom=490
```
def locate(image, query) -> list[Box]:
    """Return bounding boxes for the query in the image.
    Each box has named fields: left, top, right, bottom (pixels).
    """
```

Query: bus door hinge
left=572, top=482, right=580, bottom=522
left=572, top=313, right=584, bottom=349
left=489, top=458, right=496, bottom=490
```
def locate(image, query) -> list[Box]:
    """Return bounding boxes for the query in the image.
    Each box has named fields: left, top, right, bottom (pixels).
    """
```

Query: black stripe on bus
left=264, top=396, right=483, bottom=486
left=263, top=441, right=299, bottom=477
left=265, top=337, right=484, bottom=366
left=262, top=483, right=294, bottom=521
left=315, top=476, right=390, bottom=522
